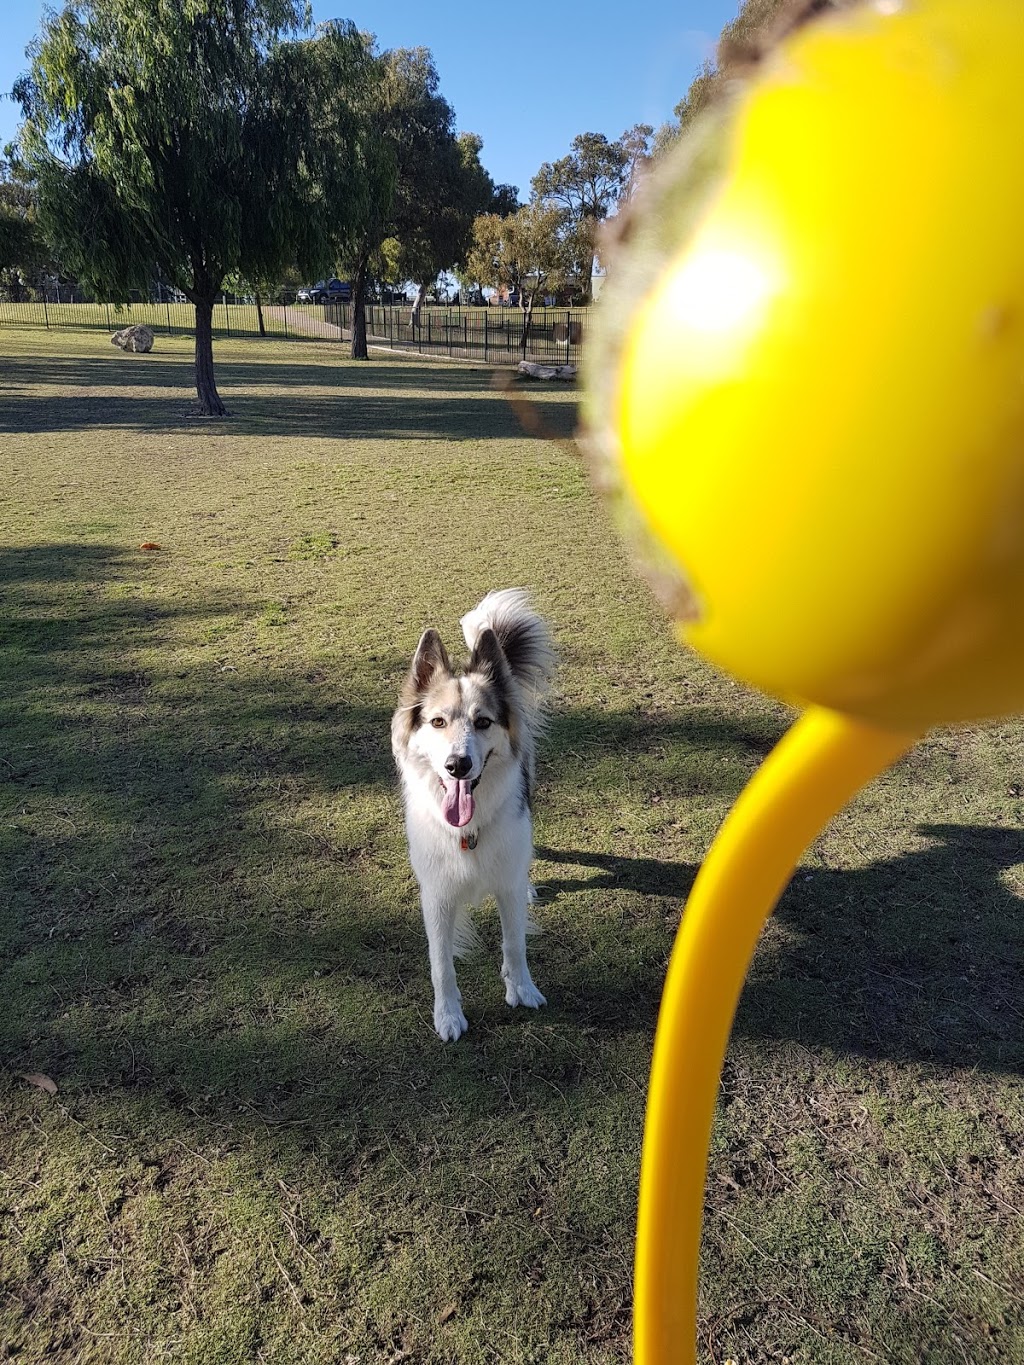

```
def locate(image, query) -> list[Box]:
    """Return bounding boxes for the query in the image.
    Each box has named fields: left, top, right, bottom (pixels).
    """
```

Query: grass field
left=2, top=328, right=1024, bottom=1364
left=0, top=300, right=322, bottom=341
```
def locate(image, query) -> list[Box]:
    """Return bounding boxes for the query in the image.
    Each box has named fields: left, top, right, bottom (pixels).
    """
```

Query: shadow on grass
left=540, top=827, right=1024, bottom=1074
left=1, top=351, right=506, bottom=393
left=3, top=544, right=1024, bottom=1170
left=0, top=351, right=579, bottom=443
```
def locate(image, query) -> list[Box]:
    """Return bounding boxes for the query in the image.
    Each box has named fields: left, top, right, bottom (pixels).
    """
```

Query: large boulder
left=516, top=360, right=576, bottom=382
left=111, top=324, right=155, bottom=353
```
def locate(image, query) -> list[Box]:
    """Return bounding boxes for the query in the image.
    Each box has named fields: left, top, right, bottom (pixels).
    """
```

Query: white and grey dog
left=391, top=589, right=556, bottom=1042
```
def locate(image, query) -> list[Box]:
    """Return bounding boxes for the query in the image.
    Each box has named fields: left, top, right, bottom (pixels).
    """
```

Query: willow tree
left=14, top=0, right=371, bottom=415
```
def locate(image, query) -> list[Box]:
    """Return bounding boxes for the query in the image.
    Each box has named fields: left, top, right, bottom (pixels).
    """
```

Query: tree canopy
left=339, top=45, right=510, bottom=354
left=529, top=126, right=654, bottom=300
left=15, top=0, right=373, bottom=414
left=464, top=203, right=572, bottom=348
left=0, top=155, right=49, bottom=296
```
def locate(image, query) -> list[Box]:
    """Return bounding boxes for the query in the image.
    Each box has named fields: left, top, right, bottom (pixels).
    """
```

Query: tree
left=14, top=1, right=372, bottom=415
left=342, top=46, right=496, bottom=355
left=464, top=204, right=571, bottom=353
left=530, top=133, right=629, bottom=301
left=490, top=182, right=521, bottom=218
left=0, top=215, right=42, bottom=283
left=0, top=153, right=53, bottom=299
left=395, top=129, right=505, bottom=327
left=618, top=123, right=655, bottom=204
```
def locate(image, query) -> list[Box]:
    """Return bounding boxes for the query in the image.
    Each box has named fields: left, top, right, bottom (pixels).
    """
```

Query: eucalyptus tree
left=398, top=132, right=512, bottom=326
left=465, top=204, right=572, bottom=352
left=343, top=47, right=495, bottom=357
left=530, top=133, right=628, bottom=301
left=15, top=0, right=371, bottom=415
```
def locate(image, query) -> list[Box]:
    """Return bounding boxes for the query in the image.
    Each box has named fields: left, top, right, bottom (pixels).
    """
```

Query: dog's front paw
left=503, top=975, right=547, bottom=1010
left=434, top=1000, right=469, bottom=1042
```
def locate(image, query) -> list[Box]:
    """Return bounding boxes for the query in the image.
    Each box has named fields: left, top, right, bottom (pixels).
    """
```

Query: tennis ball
left=585, top=0, right=1024, bottom=730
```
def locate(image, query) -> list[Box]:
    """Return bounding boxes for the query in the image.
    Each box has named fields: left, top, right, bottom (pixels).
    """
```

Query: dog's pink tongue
left=442, top=779, right=475, bottom=828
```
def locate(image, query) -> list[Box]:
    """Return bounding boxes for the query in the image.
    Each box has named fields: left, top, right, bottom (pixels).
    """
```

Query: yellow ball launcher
left=584, top=1, right=1024, bottom=1359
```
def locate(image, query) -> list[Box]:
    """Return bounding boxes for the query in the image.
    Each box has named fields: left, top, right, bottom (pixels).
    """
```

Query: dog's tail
left=460, top=589, right=556, bottom=709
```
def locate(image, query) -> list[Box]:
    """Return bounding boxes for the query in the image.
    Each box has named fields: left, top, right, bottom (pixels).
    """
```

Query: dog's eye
left=430, top=716, right=447, bottom=729
left=474, top=717, right=492, bottom=730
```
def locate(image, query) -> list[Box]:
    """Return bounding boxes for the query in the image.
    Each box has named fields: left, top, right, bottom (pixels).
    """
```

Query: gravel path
left=261, top=306, right=347, bottom=340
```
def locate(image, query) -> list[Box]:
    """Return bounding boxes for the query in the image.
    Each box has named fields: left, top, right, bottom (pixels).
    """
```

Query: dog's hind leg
left=496, top=889, right=546, bottom=1010
left=423, top=895, right=469, bottom=1042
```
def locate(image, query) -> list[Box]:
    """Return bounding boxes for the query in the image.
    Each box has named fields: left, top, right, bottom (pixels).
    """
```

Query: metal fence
left=0, top=289, right=305, bottom=342
left=0, top=286, right=589, bottom=368
left=324, top=301, right=587, bottom=368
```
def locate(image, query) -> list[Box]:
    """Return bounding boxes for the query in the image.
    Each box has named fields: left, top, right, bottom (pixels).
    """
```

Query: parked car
left=304, top=278, right=352, bottom=304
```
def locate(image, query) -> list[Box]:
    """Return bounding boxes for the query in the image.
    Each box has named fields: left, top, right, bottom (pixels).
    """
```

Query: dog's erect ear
left=468, top=627, right=515, bottom=740
left=468, top=627, right=512, bottom=688
left=410, top=628, right=453, bottom=693
left=395, top=629, right=452, bottom=746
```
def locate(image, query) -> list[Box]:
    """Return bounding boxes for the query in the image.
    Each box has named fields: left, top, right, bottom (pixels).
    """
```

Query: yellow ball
left=604, top=0, right=1024, bottom=729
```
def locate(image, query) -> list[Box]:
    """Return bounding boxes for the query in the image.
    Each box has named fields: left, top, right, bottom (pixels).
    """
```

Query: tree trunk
left=520, top=291, right=536, bottom=357
left=350, top=252, right=370, bottom=360
left=410, top=281, right=428, bottom=328
left=255, top=289, right=266, bottom=338
left=193, top=294, right=227, bottom=416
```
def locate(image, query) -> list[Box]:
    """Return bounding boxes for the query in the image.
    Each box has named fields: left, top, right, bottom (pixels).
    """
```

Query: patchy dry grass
left=1, top=327, right=1024, bottom=1364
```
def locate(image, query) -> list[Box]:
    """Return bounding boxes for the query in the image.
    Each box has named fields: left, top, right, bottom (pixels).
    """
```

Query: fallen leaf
left=139, top=541, right=162, bottom=551
left=21, top=1072, right=58, bottom=1096
left=438, top=1304, right=458, bottom=1324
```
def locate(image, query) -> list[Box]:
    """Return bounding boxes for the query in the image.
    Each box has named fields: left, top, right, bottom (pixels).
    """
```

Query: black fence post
left=166, top=299, right=172, bottom=334
left=223, top=292, right=230, bottom=336
left=42, top=295, right=49, bottom=330
left=483, top=309, right=488, bottom=363
left=565, top=310, right=571, bottom=365
left=105, top=301, right=111, bottom=331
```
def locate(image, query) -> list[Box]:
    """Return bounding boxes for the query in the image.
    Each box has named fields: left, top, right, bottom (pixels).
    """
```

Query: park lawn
left=1, top=327, right=1024, bottom=1365
left=0, top=300, right=304, bottom=341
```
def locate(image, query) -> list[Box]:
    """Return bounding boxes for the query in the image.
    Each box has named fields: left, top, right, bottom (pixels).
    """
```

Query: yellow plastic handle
left=635, top=706, right=916, bottom=1363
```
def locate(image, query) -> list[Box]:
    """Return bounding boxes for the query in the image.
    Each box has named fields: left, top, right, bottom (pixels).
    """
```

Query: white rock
left=110, top=324, right=155, bottom=353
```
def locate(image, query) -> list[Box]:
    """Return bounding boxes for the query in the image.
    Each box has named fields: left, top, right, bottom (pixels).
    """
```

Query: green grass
left=0, top=300, right=318, bottom=340
left=2, top=328, right=1024, bottom=1364
left=0, top=300, right=582, bottom=343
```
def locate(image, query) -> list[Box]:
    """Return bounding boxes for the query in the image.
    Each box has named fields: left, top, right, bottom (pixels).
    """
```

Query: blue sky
left=0, top=1, right=739, bottom=196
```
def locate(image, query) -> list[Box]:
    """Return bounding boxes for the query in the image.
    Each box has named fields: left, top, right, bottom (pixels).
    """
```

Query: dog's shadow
left=534, top=824, right=1024, bottom=1073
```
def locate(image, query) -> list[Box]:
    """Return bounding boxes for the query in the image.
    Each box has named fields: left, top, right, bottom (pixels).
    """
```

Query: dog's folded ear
left=410, top=628, right=453, bottom=693
left=468, top=627, right=513, bottom=689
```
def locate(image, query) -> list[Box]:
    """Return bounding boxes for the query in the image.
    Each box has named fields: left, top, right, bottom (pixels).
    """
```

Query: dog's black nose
left=445, top=755, right=472, bottom=779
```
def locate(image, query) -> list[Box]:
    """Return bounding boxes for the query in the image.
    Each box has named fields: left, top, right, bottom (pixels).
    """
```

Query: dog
left=391, top=589, right=556, bottom=1041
